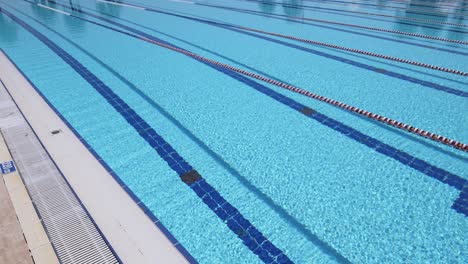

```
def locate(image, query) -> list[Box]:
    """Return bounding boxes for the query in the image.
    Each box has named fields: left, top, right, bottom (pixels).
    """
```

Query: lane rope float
left=116, top=1, right=468, bottom=76
left=233, top=25, right=468, bottom=76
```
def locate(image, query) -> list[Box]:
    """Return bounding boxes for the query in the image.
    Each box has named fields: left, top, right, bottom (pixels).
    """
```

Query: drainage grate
left=0, top=81, right=120, bottom=264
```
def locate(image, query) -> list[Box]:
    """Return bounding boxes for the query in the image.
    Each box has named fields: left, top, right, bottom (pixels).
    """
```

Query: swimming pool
left=0, top=0, right=467, bottom=263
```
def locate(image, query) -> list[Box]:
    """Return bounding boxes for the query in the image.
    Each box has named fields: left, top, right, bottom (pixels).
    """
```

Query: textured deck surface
left=0, top=79, right=119, bottom=263
left=0, top=170, right=33, bottom=264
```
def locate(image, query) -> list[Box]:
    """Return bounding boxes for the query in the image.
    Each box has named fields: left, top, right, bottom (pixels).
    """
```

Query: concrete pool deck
left=0, top=51, right=189, bottom=263
left=0, top=132, right=58, bottom=264
left=0, top=134, right=37, bottom=264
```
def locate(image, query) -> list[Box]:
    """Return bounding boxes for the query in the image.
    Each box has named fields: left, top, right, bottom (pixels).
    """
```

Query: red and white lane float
left=230, top=25, right=468, bottom=76
left=97, top=0, right=468, bottom=75
left=137, top=36, right=468, bottom=152
left=37, top=0, right=468, bottom=151
left=199, top=2, right=468, bottom=38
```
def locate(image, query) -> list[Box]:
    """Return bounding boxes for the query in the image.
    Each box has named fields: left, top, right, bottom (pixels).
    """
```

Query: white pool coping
left=0, top=51, right=189, bottom=263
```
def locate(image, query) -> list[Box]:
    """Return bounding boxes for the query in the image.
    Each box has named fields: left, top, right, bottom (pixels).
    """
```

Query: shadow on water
left=393, top=0, right=447, bottom=36
left=258, top=0, right=276, bottom=14
left=258, top=0, right=305, bottom=18
left=447, top=1, right=468, bottom=41
left=32, top=0, right=58, bottom=23
left=96, top=0, right=122, bottom=17
left=376, top=0, right=386, bottom=10
left=64, top=0, right=86, bottom=33
left=394, top=0, right=467, bottom=42
left=282, top=0, right=304, bottom=18
left=0, top=12, right=18, bottom=44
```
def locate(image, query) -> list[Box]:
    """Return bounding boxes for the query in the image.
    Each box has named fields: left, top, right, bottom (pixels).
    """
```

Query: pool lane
left=63, top=0, right=466, bottom=148
left=10, top=1, right=468, bottom=153
left=93, top=0, right=468, bottom=77
left=1, top=0, right=466, bottom=264
left=145, top=0, right=468, bottom=56
left=37, top=1, right=468, bottom=150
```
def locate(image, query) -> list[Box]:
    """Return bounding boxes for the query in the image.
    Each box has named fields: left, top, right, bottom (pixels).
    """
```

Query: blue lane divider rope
left=0, top=6, right=294, bottom=264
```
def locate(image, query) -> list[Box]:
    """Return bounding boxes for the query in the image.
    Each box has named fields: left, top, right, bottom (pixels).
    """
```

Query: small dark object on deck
left=300, top=107, right=316, bottom=116
left=181, top=170, right=201, bottom=185
left=51, top=130, right=61, bottom=135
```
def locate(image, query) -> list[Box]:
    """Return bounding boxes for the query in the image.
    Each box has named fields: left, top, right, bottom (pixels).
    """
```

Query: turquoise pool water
left=0, top=0, right=467, bottom=263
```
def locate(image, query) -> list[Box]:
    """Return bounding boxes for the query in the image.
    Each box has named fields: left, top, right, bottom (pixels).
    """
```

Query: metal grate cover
left=0, top=80, right=120, bottom=264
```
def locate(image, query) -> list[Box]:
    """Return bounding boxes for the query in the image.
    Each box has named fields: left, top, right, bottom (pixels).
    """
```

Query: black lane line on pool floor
left=0, top=6, right=296, bottom=264
left=25, top=0, right=468, bottom=217
left=47, top=0, right=468, bottom=216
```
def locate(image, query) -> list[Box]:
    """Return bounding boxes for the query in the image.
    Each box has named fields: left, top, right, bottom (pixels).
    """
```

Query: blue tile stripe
left=29, top=0, right=468, bottom=216
left=0, top=7, right=293, bottom=263
left=39, top=1, right=468, bottom=216
left=452, top=185, right=468, bottom=216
